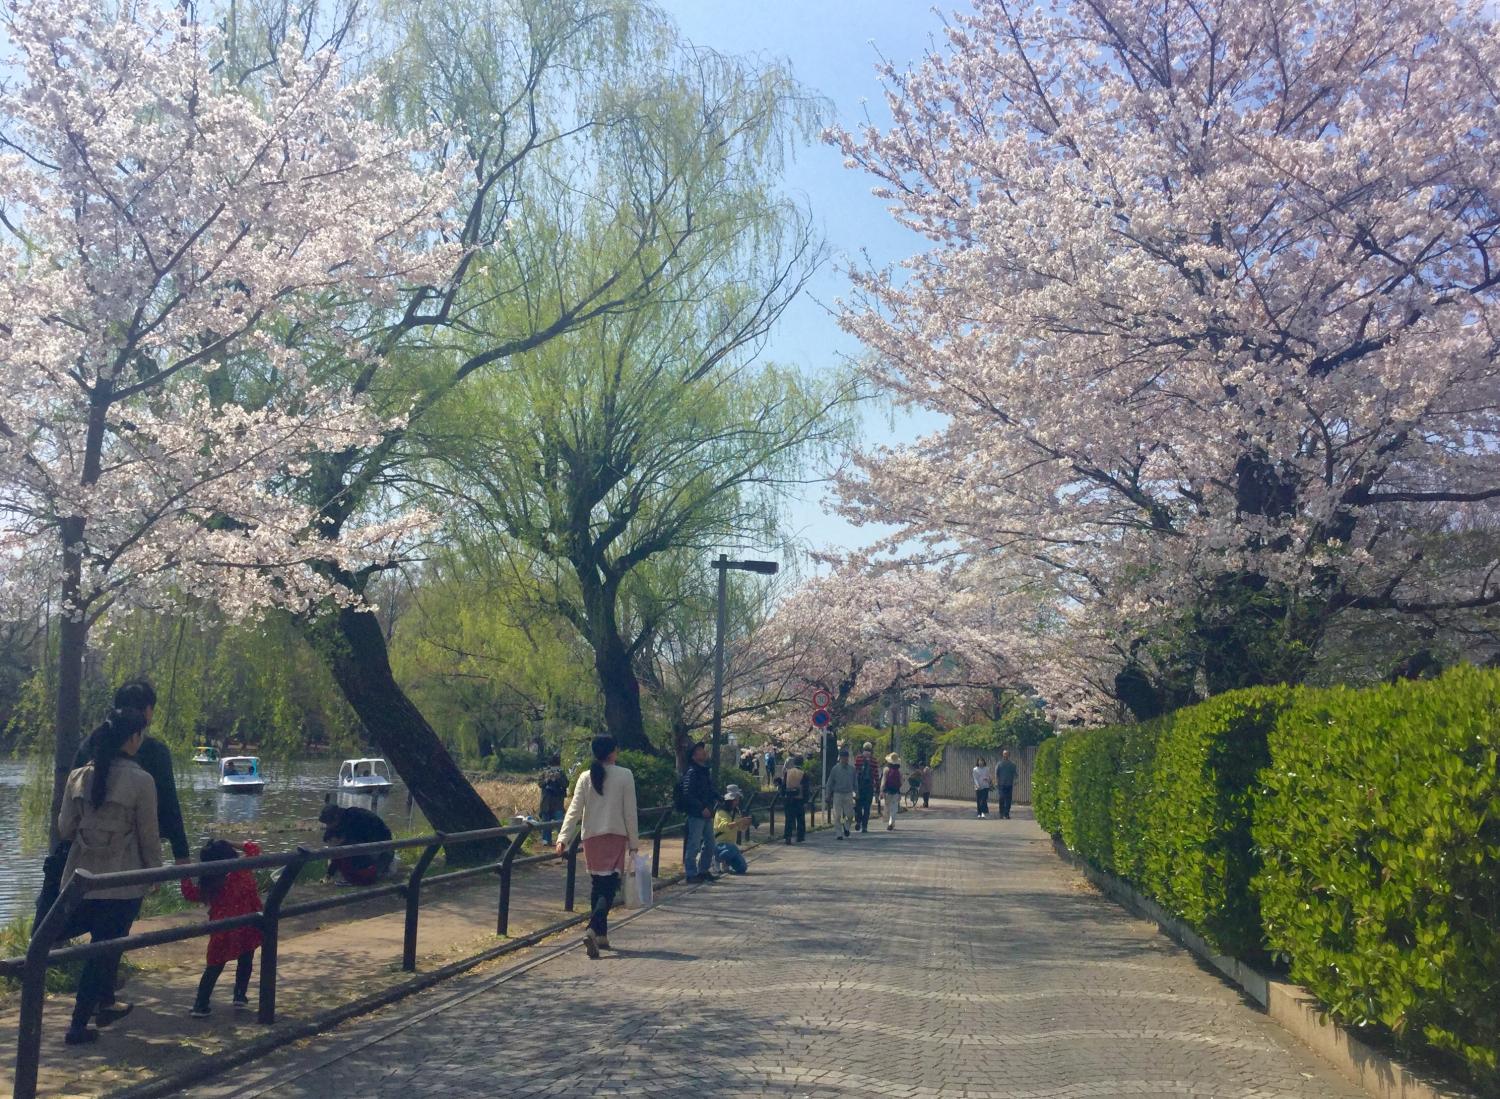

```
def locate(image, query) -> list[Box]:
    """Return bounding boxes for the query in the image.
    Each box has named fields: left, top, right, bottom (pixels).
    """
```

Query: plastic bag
left=628, top=852, right=653, bottom=908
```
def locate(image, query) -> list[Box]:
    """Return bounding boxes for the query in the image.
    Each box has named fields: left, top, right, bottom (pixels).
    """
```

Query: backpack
left=540, top=767, right=567, bottom=799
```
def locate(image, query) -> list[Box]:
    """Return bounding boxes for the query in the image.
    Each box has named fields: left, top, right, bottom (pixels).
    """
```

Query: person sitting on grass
left=318, top=802, right=394, bottom=885
left=713, top=785, right=754, bottom=875
left=181, top=839, right=263, bottom=1018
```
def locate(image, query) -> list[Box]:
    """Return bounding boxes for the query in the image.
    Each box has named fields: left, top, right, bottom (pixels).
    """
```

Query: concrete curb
left=1048, top=837, right=1474, bottom=1099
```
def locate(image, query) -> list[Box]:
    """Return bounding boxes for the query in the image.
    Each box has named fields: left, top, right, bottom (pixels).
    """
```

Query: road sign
left=811, top=689, right=831, bottom=709
left=811, top=708, right=830, bottom=728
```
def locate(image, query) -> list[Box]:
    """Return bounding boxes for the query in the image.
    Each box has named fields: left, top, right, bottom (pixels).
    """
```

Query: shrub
left=1253, top=668, right=1500, bottom=1087
left=488, top=747, right=540, bottom=773
left=1109, top=719, right=1163, bottom=887
left=1032, top=735, right=1062, bottom=834
left=1141, top=687, right=1291, bottom=958
left=617, top=749, right=677, bottom=813
left=1057, top=726, right=1123, bottom=871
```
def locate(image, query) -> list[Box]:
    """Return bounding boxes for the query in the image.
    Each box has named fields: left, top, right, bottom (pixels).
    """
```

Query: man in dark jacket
left=994, top=749, right=1019, bottom=820
left=678, top=742, right=718, bottom=883
left=319, top=802, right=394, bottom=884
left=852, top=742, right=880, bottom=833
left=537, top=755, right=569, bottom=845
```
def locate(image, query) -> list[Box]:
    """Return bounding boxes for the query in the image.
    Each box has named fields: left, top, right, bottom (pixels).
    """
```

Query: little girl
left=181, top=839, right=263, bottom=1017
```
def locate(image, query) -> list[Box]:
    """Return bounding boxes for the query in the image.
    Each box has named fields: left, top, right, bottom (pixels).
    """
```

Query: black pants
left=67, top=899, right=139, bottom=1031
left=998, top=785, right=1014, bottom=819
left=195, top=951, right=255, bottom=1010
left=589, top=872, right=620, bottom=937
left=783, top=798, right=805, bottom=842
left=921, top=792, right=930, bottom=807
left=854, top=792, right=873, bottom=831
left=976, top=788, right=991, bottom=815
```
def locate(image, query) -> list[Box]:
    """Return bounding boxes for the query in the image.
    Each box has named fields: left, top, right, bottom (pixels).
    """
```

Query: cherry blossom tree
left=0, top=0, right=458, bottom=833
left=831, top=0, right=1500, bottom=716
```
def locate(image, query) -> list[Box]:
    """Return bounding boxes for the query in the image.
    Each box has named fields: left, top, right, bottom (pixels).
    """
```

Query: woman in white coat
left=556, top=735, right=639, bottom=959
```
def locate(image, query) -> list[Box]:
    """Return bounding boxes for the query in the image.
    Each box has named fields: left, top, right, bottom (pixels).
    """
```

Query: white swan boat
left=192, top=745, right=219, bottom=765
left=218, top=756, right=266, bottom=794
left=338, top=757, right=393, bottom=793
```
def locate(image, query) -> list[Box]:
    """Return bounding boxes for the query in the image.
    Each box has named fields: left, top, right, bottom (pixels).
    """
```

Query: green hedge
left=1032, top=736, right=1062, bottom=833
left=1142, top=688, right=1289, bottom=958
left=1057, top=726, right=1122, bottom=872
left=617, top=750, right=677, bottom=811
left=1254, top=669, right=1500, bottom=1085
left=1042, top=667, right=1500, bottom=1088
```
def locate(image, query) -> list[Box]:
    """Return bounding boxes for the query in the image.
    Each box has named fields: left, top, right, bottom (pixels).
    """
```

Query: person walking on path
left=825, top=747, right=856, bottom=838
left=881, top=753, right=904, bottom=830
left=852, top=742, right=879, bottom=833
left=918, top=762, right=934, bottom=808
left=55, top=708, right=160, bottom=1046
left=677, top=741, right=719, bottom=882
left=537, top=755, right=569, bottom=845
left=556, top=735, right=639, bottom=959
left=181, top=839, right=263, bottom=1017
left=973, top=757, right=992, bottom=818
left=994, top=749, right=1019, bottom=820
left=779, top=754, right=811, bottom=843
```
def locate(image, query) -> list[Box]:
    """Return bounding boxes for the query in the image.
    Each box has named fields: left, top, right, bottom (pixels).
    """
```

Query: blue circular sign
left=811, top=708, right=831, bottom=728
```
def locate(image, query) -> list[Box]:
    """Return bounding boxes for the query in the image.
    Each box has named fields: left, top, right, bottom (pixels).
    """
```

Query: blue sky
left=657, top=1, right=963, bottom=560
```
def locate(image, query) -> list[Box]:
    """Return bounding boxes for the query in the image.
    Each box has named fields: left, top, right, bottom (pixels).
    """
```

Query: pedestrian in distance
left=181, top=839, right=263, bottom=1017
left=825, top=747, right=856, bottom=838
left=556, top=734, right=639, bottom=959
left=676, top=741, right=719, bottom=882
left=918, top=761, right=934, bottom=808
left=779, top=754, right=811, bottom=843
left=537, top=754, right=569, bottom=845
left=54, top=708, right=159, bottom=1046
left=852, top=741, right=879, bottom=833
left=881, top=754, right=904, bottom=829
left=713, top=785, right=751, bottom=875
left=994, top=749, right=1019, bottom=820
left=973, top=756, right=992, bottom=818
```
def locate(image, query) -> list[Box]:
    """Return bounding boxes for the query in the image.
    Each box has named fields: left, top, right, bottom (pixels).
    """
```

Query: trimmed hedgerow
left=1108, top=719, right=1163, bottom=888
left=1057, top=726, right=1123, bottom=872
left=1140, top=687, right=1291, bottom=958
left=1031, top=735, right=1062, bottom=835
left=1253, top=668, right=1500, bottom=1087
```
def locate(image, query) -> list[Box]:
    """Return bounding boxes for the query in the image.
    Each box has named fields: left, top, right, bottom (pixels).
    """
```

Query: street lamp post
left=710, top=554, right=778, bottom=782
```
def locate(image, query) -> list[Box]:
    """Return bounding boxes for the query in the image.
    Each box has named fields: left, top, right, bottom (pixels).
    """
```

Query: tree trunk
left=48, top=518, right=88, bottom=848
left=594, top=633, right=653, bottom=753
left=320, top=605, right=501, bottom=854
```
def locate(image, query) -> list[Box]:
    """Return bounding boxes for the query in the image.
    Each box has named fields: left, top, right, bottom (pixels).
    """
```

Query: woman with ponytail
left=56, top=708, right=160, bottom=1045
left=556, top=735, right=639, bottom=959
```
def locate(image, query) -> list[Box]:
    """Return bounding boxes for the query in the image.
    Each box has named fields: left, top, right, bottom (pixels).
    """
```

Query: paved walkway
left=184, top=805, right=1364, bottom=1099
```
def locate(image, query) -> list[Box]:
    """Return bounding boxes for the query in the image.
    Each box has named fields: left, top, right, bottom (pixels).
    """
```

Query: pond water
left=0, top=758, right=427, bottom=927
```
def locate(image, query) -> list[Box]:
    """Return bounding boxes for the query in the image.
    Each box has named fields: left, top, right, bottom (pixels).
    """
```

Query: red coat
left=181, top=841, right=264, bottom=966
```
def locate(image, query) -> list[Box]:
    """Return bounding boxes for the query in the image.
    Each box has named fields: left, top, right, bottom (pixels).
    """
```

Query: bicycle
left=902, top=784, right=921, bottom=809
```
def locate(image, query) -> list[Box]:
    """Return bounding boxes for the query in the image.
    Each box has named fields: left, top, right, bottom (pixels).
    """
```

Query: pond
left=0, top=757, right=427, bottom=927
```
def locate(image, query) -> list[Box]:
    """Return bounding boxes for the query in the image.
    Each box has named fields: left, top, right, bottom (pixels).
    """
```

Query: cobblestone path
left=189, top=805, right=1365, bottom=1099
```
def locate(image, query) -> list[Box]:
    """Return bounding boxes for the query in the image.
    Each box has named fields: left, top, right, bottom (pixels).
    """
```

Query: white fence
left=927, top=744, right=1038, bottom=804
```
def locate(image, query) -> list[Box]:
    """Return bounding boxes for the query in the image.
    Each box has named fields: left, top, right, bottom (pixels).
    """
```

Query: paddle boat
left=338, top=757, right=393, bottom=794
left=192, top=744, right=219, bottom=764
left=218, top=756, right=266, bottom=794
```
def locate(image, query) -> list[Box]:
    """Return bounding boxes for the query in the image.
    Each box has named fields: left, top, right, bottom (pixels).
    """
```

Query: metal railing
left=1, top=784, right=828, bottom=1099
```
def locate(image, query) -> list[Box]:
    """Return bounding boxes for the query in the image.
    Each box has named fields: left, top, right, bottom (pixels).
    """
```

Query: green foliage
left=488, top=748, right=539, bottom=774
left=617, top=749, right=676, bottom=812
left=931, top=703, right=1053, bottom=768
left=1253, top=668, right=1500, bottom=1087
left=1031, top=736, right=1062, bottom=834
left=1142, top=688, right=1290, bottom=958
left=1108, top=720, right=1162, bottom=887
left=1056, top=726, right=1122, bottom=871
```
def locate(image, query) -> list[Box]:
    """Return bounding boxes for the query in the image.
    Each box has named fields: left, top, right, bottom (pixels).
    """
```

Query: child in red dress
left=181, top=839, right=263, bottom=1017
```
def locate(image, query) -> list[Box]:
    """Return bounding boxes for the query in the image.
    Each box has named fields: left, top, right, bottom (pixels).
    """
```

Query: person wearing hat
left=825, top=747, right=856, bottom=839
left=713, top=785, right=752, bottom=874
left=881, top=753, right=904, bottom=830
left=852, top=741, right=880, bottom=833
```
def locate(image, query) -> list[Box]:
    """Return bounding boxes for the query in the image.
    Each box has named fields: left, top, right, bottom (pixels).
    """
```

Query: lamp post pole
left=709, top=555, right=778, bottom=783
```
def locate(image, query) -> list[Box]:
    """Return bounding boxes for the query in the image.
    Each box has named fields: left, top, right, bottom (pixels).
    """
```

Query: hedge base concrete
left=1049, top=836, right=1474, bottom=1099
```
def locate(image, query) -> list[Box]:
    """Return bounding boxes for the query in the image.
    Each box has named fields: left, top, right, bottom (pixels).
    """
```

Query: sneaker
left=232, top=997, right=252, bottom=1011
left=843, top=826, right=850, bottom=837
left=596, top=937, right=611, bottom=951
left=64, top=1027, right=98, bottom=1046
left=189, top=1005, right=211, bottom=1019
left=836, top=834, right=844, bottom=840
left=94, top=1003, right=134, bottom=1027
left=583, top=930, right=601, bottom=960
left=886, top=823, right=895, bottom=831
